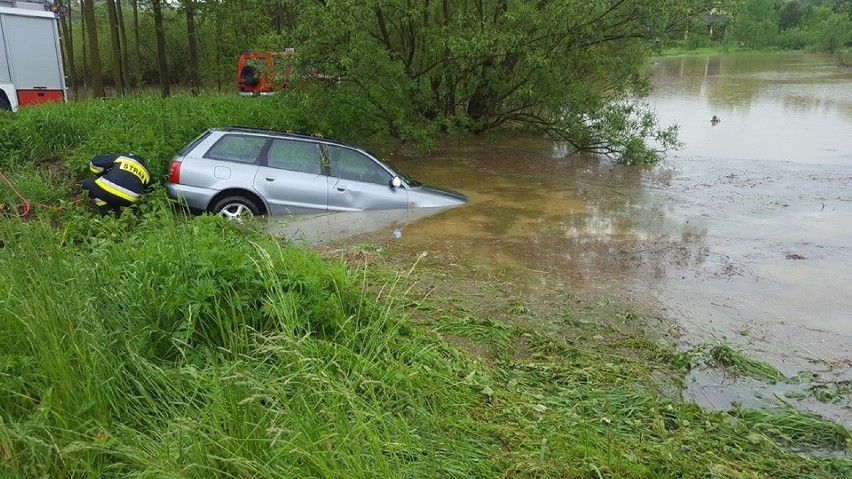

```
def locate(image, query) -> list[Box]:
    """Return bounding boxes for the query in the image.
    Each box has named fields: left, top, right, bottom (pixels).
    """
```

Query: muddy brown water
left=271, top=53, right=852, bottom=426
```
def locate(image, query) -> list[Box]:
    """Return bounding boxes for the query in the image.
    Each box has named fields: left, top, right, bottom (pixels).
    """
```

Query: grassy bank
left=0, top=97, right=850, bottom=477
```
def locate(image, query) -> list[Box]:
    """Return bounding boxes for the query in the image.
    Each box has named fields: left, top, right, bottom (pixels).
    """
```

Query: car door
left=254, top=138, right=328, bottom=214
left=324, top=144, right=408, bottom=211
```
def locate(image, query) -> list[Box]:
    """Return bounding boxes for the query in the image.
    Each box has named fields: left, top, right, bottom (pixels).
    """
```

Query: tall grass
left=0, top=209, right=850, bottom=477
left=1, top=95, right=267, bottom=173
left=0, top=212, right=492, bottom=477
left=0, top=91, right=390, bottom=179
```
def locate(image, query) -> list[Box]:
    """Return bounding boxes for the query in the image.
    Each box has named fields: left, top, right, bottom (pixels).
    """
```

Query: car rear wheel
left=212, top=196, right=260, bottom=222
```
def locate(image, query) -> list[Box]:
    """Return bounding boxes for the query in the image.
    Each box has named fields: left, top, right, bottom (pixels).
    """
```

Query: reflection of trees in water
left=552, top=202, right=709, bottom=283
left=387, top=136, right=716, bottom=297
left=652, top=53, right=852, bottom=115
left=411, top=138, right=710, bottom=287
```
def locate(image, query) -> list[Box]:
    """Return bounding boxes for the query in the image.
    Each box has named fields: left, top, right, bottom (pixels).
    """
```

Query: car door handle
left=336, top=185, right=348, bottom=192
left=265, top=176, right=276, bottom=182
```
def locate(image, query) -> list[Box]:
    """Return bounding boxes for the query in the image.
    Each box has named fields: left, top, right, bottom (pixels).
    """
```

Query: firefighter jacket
left=89, top=153, right=152, bottom=206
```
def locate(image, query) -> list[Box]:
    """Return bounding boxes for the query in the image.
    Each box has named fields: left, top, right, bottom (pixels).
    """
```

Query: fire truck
left=237, top=49, right=333, bottom=95
left=0, top=1, right=67, bottom=111
left=238, top=49, right=297, bottom=95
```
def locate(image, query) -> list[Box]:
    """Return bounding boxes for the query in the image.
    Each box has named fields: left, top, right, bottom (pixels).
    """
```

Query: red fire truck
left=0, top=2, right=67, bottom=111
left=237, top=49, right=297, bottom=95
left=237, top=49, right=333, bottom=95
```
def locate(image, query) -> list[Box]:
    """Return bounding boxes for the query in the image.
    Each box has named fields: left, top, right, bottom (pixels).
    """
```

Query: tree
left=779, top=0, right=805, bottom=30
left=184, top=0, right=201, bottom=94
left=81, top=0, right=104, bottom=98
left=292, top=0, right=708, bottom=162
left=132, top=0, right=141, bottom=86
left=116, top=0, right=131, bottom=91
left=105, top=0, right=124, bottom=93
left=726, top=0, right=782, bottom=47
left=151, top=0, right=170, bottom=96
left=57, top=0, right=78, bottom=99
left=808, top=6, right=852, bottom=52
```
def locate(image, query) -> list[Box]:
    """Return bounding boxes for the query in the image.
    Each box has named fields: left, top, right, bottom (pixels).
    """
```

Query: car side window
left=267, top=139, right=321, bottom=174
left=205, top=135, right=267, bottom=164
left=327, top=145, right=391, bottom=185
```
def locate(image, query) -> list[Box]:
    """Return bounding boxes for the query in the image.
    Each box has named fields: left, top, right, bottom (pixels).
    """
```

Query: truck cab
left=0, top=2, right=67, bottom=111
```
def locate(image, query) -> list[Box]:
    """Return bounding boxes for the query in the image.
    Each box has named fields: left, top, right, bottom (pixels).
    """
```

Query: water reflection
left=265, top=207, right=455, bottom=244
left=649, top=53, right=852, bottom=164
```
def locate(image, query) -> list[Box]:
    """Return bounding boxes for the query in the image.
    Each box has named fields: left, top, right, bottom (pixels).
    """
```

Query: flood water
left=273, top=53, right=852, bottom=425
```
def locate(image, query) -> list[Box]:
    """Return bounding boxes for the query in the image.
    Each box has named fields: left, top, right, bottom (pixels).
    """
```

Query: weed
left=706, top=344, right=787, bottom=383
left=507, top=298, right=533, bottom=316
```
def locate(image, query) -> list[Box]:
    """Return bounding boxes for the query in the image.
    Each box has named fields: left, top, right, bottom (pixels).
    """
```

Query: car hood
left=408, top=184, right=468, bottom=208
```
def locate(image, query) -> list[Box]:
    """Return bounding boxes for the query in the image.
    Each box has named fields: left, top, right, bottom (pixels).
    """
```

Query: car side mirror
left=390, top=176, right=402, bottom=188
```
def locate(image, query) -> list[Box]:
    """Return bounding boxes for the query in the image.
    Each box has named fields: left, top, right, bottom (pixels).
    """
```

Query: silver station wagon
left=165, top=127, right=467, bottom=219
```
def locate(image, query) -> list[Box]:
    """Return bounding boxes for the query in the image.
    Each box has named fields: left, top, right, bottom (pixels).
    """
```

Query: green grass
left=658, top=44, right=787, bottom=57
left=0, top=90, right=391, bottom=181
left=704, top=344, right=788, bottom=383
left=0, top=211, right=495, bottom=477
left=0, top=96, right=849, bottom=477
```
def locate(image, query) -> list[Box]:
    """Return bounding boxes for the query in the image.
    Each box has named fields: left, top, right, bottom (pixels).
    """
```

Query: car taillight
left=168, top=160, right=181, bottom=184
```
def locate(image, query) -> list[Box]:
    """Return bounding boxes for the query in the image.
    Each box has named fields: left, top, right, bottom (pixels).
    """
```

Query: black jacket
left=89, top=153, right=152, bottom=204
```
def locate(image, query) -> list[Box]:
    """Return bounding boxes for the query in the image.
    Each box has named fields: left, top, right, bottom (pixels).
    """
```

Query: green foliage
left=288, top=0, right=695, bottom=162
left=696, top=0, right=852, bottom=53
left=51, top=1, right=706, bottom=163
left=806, top=6, right=852, bottom=53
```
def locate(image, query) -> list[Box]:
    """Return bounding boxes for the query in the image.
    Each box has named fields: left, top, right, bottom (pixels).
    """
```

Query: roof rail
left=217, top=126, right=350, bottom=146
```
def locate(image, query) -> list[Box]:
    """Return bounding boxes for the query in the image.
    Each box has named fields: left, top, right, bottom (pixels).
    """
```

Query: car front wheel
left=212, top=196, right=260, bottom=222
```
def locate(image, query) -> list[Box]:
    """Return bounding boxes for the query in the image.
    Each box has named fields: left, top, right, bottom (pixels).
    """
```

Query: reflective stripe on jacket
left=89, top=153, right=151, bottom=203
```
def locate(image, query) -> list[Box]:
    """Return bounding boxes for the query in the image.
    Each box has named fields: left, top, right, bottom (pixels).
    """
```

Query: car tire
left=212, top=196, right=260, bottom=222
left=240, top=66, right=260, bottom=87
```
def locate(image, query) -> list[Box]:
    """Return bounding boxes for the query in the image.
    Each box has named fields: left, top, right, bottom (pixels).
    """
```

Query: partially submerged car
left=165, top=127, right=467, bottom=220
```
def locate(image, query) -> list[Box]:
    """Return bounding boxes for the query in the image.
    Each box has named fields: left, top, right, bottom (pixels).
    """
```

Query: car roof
left=214, top=127, right=354, bottom=149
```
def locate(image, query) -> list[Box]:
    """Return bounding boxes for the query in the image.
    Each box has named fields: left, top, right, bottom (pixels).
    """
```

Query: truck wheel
left=240, top=66, right=260, bottom=87
left=0, top=93, right=11, bottom=112
left=212, top=195, right=260, bottom=222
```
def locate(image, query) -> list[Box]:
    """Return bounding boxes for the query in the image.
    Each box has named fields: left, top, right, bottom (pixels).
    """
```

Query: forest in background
left=26, top=0, right=852, bottom=161
left=50, top=0, right=852, bottom=97
left=690, top=0, right=852, bottom=51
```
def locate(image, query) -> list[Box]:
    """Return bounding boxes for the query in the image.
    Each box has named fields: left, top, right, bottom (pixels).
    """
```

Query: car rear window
left=177, top=131, right=211, bottom=156
left=205, top=134, right=267, bottom=164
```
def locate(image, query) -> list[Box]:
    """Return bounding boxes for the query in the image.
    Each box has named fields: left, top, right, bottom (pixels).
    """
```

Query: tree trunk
left=105, top=0, right=124, bottom=94
left=215, top=11, right=222, bottom=92
left=81, top=0, right=104, bottom=98
left=132, top=0, right=141, bottom=86
left=152, top=0, right=170, bottom=96
left=116, top=0, right=131, bottom=92
left=80, top=0, right=88, bottom=91
left=57, top=0, right=78, bottom=100
left=185, top=0, right=201, bottom=94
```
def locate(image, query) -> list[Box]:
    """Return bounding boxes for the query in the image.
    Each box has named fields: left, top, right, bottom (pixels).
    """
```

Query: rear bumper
left=165, top=183, right=216, bottom=211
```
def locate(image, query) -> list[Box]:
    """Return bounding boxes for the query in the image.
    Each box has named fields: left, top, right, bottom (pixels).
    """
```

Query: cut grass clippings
left=707, top=344, right=788, bottom=383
